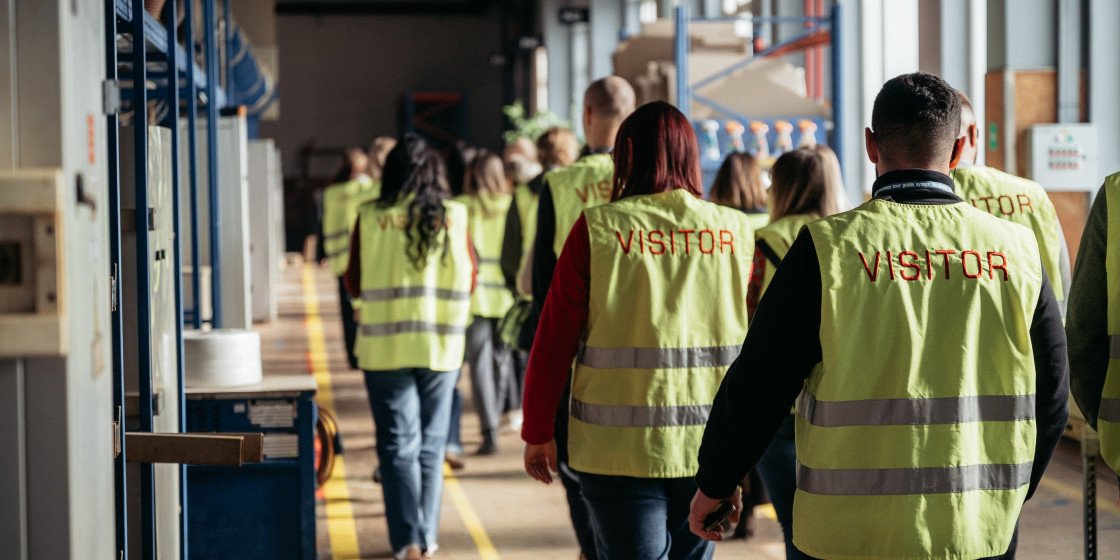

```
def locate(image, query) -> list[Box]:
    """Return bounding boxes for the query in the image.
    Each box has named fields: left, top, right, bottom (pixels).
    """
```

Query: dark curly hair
left=871, top=72, right=961, bottom=166
left=377, top=134, right=450, bottom=268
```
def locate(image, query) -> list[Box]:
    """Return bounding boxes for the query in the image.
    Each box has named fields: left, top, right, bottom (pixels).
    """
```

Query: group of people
left=316, top=68, right=1120, bottom=560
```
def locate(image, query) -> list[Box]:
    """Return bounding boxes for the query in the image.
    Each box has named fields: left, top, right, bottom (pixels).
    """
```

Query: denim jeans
left=446, top=372, right=464, bottom=455
left=363, top=368, right=458, bottom=556
left=555, top=382, right=598, bottom=560
left=579, top=472, right=714, bottom=560
left=756, top=414, right=810, bottom=560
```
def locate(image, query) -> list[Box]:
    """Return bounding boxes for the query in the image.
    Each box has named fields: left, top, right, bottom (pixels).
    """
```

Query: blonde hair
left=367, top=136, right=397, bottom=182
left=537, top=127, right=579, bottom=169
left=709, top=152, right=766, bottom=211
left=768, top=146, right=845, bottom=221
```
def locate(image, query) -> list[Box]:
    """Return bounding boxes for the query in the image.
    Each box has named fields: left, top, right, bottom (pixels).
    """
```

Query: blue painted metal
left=829, top=3, right=843, bottom=174
left=162, top=2, right=190, bottom=558
left=184, top=0, right=203, bottom=332
left=129, top=1, right=157, bottom=559
left=105, top=1, right=129, bottom=558
left=224, top=0, right=236, bottom=106
left=204, top=0, right=223, bottom=328
left=674, top=4, right=690, bottom=119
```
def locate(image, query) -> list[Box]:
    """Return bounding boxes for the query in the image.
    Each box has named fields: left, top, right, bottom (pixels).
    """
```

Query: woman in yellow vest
left=709, top=151, right=770, bottom=230
left=344, top=134, right=475, bottom=560
left=521, top=101, right=755, bottom=560
left=458, top=152, right=517, bottom=455
left=747, top=145, right=844, bottom=559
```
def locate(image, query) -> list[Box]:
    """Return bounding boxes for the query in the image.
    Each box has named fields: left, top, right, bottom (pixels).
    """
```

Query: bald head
left=956, top=89, right=979, bottom=165
left=583, top=76, right=636, bottom=151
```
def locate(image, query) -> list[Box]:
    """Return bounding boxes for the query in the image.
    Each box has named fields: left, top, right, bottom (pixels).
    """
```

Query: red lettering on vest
left=998, top=195, right=1016, bottom=216
left=679, top=229, right=694, bottom=255
left=935, top=249, right=957, bottom=279
left=988, top=251, right=1009, bottom=281
left=898, top=251, right=921, bottom=281
left=576, top=180, right=611, bottom=204
left=961, top=250, right=983, bottom=278
left=615, top=230, right=635, bottom=254
left=719, top=230, right=735, bottom=254
left=859, top=252, right=881, bottom=282
left=648, top=230, right=666, bottom=255
left=1017, top=194, right=1033, bottom=213
left=924, top=250, right=933, bottom=280
left=886, top=250, right=896, bottom=280
left=699, top=230, right=716, bottom=254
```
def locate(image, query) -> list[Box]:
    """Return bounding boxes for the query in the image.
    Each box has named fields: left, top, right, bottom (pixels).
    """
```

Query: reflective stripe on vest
left=797, top=462, right=1033, bottom=496
left=951, top=165, right=1065, bottom=302
left=796, top=392, right=1035, bottom=427
left=546, top=153, right=614, bottom=257
left=1097, top=172, right=1120, bottom=472
left=322, top=178, right=380, bottom=277
left=579, top=344, right=740, bottom=369
left=355, top=198, right=473, bottom=371
left=455, top=193, right=515, bottom=318
left=797, top=198, right=1041, bottom=560
left=569, top=190, right=753, bottom=479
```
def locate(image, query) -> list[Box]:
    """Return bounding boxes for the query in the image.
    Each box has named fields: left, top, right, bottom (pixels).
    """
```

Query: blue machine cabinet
left=185, top=375, right=318, bottom=559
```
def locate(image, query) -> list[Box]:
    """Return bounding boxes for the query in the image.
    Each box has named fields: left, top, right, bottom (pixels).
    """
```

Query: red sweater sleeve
left=746, top=242, right=767, bottom=321
left=521, top=214, right=591, bottom=445
left=344, top=222, right=362, bottom=298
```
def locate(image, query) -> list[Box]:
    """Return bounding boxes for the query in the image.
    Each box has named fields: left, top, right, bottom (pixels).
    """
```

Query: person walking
left=1068, top=171, right=1120, bottom=478
left=709, top=151, right=770, bottom=230
left=345, top=133, right=476, bottom=560
left=457, top=151, right=517, bottom=455
left=523, top=101, right=756, bottom=560
left=951, top=90, right=1070, bottom=312
left=689, top=73, right=1068, bottom=560
left=322, top=146, right=382, bottom=369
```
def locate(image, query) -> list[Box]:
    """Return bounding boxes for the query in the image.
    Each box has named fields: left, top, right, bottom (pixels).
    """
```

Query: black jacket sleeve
left=1067, top=187, right=1110, bottom=427
left=696, top=229, right=823, bottom=498
left=1026, top=268, right=1070, bottom=500
left=532, top=184, right=559, bottom=312
left=501, top=201, right=523, bottom=292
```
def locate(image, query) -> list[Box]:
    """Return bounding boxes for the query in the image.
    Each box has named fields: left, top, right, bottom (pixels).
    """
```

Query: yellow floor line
left=756, top=503, right=777, bottom=520
left=1037, top=472, right=1120, bottom=518
left=303, top=266, right=361, bottom=559
left=443, top=463, right=501, bottom=559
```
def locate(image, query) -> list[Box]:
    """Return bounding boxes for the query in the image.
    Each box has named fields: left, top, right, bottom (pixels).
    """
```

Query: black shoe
left=474, top=440, right=498, bottom=456
left=372, top=466, right=382, bottom=484
left=445, top=452, right=466, bottom=470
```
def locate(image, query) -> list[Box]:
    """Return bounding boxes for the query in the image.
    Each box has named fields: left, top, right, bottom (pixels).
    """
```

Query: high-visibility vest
left=754, top=213, right=817, bottom=294
left=743, top=210, right=769, bottom=232
left=568, top=189, right=754, bottom=478
left=546, top=153, right=614, bottom=257
left=1097, top=172, right=1120, bottom=472
left=354, top=198, right=473, bottom=371
left=798, top=199, right=1042, bottom=560
left=952, top=165, right=1065, bottom=302
left=323, top=177, right=381, bottom=277
left=454, top=193, right=515, bottom=318
left=514, top=183, right=539, bottom=254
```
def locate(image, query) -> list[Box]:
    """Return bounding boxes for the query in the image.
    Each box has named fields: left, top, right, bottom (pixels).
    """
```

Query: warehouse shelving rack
left=673, top=4, right=844, bottom=174
left=105, top=1, right=232, bottom=558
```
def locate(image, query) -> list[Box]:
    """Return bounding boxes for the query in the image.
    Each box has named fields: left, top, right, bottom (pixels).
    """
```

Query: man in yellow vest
left=951, top=90, right=1070, bottom=311
left=689, top=72, right=1068, bottom=560
left=1068, top=172, right=1120, bottom=479
left=528, top=75, right=635, bottom=560
left=322, top=147, right=381, bottom=369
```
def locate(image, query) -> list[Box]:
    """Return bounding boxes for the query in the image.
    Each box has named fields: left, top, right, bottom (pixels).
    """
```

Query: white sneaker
left=395, top=545, right=422, bottom=560
left=503, top=409, right=524, bottom=432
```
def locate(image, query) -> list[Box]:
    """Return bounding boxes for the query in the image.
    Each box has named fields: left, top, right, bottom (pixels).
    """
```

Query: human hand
left=523, top=440, right=558, bottom=484
left=688, top=486, right=743, bottom=541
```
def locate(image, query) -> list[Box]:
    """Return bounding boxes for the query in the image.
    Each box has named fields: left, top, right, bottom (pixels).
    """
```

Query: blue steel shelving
left=106, top=1, right=230, bottom=559
left=673, top=4, right=845, bottom=175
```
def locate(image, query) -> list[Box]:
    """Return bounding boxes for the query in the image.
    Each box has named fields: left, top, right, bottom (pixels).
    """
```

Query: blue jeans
left=579, top=472, right=714, bottom=560
left=756, top=414, right=809, bottom=560
left=446, top=372, right=463, bottom=455
left=363, top=368, right=458, bottom=555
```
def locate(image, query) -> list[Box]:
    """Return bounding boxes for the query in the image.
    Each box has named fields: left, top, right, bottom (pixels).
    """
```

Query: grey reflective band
left=570, top=399, right=710, bottom=428
left=579, top=345, right=741, bottom=369
left=797, top=462, right=1032, bottom=495
left=1100, top=398, right=1120, bottom=423
left=360, top=321, right=466, bottom=336
left=325, top=247, right=349, bottom=259
left=1111, top=335, right=1120, bottom=359
left=797, top=393, right=1035, bottom=427
left=479, top=281, right=507, bottom=290
left=361, top=287, right=471, bottom=302
left=477, top=257, right=501, bottom=265
left=323, top=230, right=349, bottom=241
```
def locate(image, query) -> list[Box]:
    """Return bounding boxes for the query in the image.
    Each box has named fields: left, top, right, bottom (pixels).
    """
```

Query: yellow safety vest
left=454, top=193, right=515, bottom=318
left=798, top=199, right=1042, bottom=560
left=514, top=183, right=539, bottom=254
left=546, top=153, right=614, bottom=257
left=1097, top=172, right=1120, bottom=471
left=952, top=165, right=1065, bottom=302
left=743, top=211, right=769, bottom=232
left=754, top=213, right=817, bottom=294
left=569, top=189, right=754, bottom=478
left=323, top=177, right=381, bottom=277
left=354, top=198, right=473, bottom=371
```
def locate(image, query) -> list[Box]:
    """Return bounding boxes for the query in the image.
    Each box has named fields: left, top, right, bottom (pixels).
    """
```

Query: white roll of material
left=183, top=329, right=263, bottom=388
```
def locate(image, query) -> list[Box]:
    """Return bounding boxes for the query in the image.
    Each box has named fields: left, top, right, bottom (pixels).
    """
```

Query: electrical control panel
left=1028, top=123, right=1099, bottom=191
left=0, top=169, right=67, bottom=356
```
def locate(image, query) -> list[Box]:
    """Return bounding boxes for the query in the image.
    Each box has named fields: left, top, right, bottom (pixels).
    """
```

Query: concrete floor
left=263, top=264, right=1120, bottom=560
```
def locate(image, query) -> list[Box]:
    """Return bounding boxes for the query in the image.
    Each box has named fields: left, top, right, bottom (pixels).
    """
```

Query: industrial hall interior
left=10, top=0, right=1120, bottom=559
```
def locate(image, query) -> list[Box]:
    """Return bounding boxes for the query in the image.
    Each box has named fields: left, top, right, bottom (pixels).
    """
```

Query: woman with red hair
left=520, top=101, right=756, bottom=559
